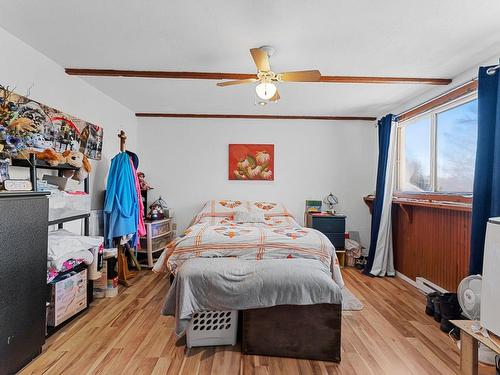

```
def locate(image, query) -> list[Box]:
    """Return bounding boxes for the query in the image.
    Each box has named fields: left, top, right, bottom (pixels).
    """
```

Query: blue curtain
left=470, top=64, right=500, bottom=275
left=364, top=114, right=396, bottom=275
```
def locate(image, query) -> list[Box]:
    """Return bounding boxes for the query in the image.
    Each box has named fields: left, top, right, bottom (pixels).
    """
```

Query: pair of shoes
left=426, top=292, right=443, bottom=321
left=439, top=293, right=462, bottom=334
left=433, top=296, right=442, bottom=322
left=425, top=292, right=441, bottom=317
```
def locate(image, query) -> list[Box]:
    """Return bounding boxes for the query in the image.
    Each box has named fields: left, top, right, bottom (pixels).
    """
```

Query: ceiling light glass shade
left=255, top=81, right=277, bottom=100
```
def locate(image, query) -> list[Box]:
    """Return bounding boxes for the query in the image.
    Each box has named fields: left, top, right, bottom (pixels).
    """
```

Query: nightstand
left=138, top=218, right=173, bottom=268
left=306, top=213, right=346, bottom=267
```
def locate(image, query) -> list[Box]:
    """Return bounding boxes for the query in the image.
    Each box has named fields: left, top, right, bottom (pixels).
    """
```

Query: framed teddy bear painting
left=228, top=144, right=274, bottom=181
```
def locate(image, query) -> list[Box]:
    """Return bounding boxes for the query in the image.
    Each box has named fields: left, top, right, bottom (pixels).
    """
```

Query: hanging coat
left=104, top=152, right=139, bottom=247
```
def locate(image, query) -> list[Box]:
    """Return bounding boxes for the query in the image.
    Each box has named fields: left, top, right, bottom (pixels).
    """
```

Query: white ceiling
left=1, top=0, right=500, bottom=117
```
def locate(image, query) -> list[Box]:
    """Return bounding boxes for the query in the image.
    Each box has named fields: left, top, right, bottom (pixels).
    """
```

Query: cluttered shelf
left=11, top=157, right=80, bottom=171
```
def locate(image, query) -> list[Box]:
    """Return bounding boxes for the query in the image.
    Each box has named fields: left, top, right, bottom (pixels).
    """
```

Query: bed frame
left=170, top=274, right=342, bottom=362
left=242, top=303, right=341, bottom=362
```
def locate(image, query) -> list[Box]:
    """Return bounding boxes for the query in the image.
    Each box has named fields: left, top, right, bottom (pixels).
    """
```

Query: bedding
left=47, top=229, right=102, bottom=283
left=163, top=258, right=343, bottom=335
left=47, top=249, right=93, bottom=283
left=154, top=200, right=345, bottom=335
left=48, top=229, right=103, bottom=261
left=153, top=200, right=344, bottom=288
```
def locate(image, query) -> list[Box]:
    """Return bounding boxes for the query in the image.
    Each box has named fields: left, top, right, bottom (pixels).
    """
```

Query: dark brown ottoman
left=242, top=303, right=341, bottom=362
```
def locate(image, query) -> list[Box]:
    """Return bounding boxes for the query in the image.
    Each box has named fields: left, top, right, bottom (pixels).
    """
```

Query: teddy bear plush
left=62, top=150, right=92, bottom=182
left=35, top=148, right=66, bottom=166
left=62, top=150, right=84, bottom=168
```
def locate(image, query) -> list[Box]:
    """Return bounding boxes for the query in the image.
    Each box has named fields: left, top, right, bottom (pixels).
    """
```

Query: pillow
left=233, top=210, right=266, bottom=223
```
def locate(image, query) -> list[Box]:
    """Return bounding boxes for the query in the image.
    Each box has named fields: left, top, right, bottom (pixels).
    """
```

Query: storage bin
left=48, top=191, right=90, bottom=222
left=47, top=269, right=87, bottom=326
left=186, top=310, right=238, bottom=348
left=140, top=233, right=171, bottom=252
left=150, top=219, right=171, bottom=237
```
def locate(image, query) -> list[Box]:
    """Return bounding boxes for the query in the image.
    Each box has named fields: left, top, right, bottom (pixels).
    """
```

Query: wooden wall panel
left=391, top=204, right=471, bottom=291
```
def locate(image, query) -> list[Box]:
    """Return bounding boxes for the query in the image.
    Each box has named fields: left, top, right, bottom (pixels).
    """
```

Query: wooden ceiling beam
left=65, top=68, right=451, bottom=85
left=135, top=113, right=377, bottom=121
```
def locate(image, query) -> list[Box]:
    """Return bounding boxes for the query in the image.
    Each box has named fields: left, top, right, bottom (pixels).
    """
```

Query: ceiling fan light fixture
left=255, top=81, right=277, bottom=100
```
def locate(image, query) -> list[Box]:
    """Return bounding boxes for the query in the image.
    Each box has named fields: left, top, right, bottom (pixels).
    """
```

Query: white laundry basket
left=186, top=310, right=238, bottom=348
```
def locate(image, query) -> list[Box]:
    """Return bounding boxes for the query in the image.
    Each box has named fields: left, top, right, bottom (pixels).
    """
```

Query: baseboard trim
left=395, top=272, right=449, bottom=294
left=396, top=271, right=422, bottom=292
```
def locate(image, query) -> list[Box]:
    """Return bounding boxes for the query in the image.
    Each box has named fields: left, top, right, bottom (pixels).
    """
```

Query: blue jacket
left=104, top=152, right=138, bottom=247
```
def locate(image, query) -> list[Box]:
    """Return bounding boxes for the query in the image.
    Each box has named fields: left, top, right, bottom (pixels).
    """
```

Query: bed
left=153, top=200, right=343, bottom=361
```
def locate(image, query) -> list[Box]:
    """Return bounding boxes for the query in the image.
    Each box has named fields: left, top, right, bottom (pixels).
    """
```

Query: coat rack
left=118, top=129, right=127, bottom=152
left=116, top=130, right=141, bottom=286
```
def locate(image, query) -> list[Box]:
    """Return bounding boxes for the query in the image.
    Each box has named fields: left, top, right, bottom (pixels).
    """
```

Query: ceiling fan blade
left=270, top=90, right=280, bottom=102
left=217, top=78, right=258, bottom=87
left=279, top=70, right=321, bottom=82
left=250, top=48, right=271, bottom=72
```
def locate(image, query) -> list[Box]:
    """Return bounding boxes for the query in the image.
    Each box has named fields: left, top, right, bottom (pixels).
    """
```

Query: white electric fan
left=457, top=275, right=496, bottom=365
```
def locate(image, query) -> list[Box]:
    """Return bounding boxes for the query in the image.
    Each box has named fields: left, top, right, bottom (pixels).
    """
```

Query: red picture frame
left=228, top=144, right=274, bottom=181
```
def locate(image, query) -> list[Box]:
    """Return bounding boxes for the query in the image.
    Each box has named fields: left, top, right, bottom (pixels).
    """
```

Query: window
left=398, top=96, right=478, bottom=193
left=400, top=116, right=432, bottom=191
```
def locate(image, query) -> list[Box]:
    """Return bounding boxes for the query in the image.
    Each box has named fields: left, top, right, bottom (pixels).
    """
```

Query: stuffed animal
left=35, top=148, right=66, bottom=166
left=62, top=150, right=83, bottom=168
left=62, top=150, right=91, bottom=182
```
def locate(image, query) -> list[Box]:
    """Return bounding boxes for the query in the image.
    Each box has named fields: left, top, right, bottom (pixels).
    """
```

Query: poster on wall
left=0, top=86, right=103, bottom=160
left=229, top=144, right=274, bottom=180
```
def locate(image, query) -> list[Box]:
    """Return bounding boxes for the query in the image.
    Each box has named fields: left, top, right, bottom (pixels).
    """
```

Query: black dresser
left=0, top=192, right=48, bottom=375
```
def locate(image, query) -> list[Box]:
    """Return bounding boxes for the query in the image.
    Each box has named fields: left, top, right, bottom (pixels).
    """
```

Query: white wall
left=137, top=118, right=378, bottom=247
left=392, top=52, right=500, bottom=115
left=0, top=27, right=138, bottom=209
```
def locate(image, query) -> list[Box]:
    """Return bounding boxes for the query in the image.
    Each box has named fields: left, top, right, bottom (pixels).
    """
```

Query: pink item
left=130, top=159, right=146, bottom=238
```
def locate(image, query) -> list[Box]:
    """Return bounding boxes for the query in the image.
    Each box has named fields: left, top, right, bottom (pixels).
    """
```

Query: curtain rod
left=487, top=64, right=499, bottom=75
left=396, top=78, right=478, bottom=121
left=398, top=62, right=499, bottom=120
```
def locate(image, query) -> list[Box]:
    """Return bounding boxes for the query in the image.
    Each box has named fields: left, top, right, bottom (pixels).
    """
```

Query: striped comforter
left=153, top=200, right=344, bottom=288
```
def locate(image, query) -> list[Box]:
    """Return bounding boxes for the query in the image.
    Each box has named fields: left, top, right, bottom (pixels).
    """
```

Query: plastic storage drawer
left=139, top=233, right=171, bottom=251
left=150, top=220, right=171, bottom=237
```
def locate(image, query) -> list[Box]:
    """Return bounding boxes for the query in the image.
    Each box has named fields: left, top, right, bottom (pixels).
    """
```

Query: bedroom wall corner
left=136, top=118, right=378, bottom=248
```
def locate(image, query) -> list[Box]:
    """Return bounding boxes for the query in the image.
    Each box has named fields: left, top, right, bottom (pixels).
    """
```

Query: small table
left=451, top=320, right=500, bottom=375
left=305, top=212, right=346, bottom=266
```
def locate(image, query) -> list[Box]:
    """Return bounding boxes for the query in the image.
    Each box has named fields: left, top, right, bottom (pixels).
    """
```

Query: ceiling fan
left=216, top=46, right=321, bottom=103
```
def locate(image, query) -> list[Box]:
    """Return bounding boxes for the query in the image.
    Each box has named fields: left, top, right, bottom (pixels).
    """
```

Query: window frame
left=396, top=92, right=478, bottom=196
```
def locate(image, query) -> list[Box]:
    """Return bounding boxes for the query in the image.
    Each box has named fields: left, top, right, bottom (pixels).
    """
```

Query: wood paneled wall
left=391, top=204, right=471, bottom=291
left=364, top=197, right=471, bottom=291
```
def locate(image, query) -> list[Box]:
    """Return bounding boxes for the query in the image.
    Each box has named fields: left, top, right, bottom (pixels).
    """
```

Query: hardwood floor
left=19, top=268, right=495, bottom=375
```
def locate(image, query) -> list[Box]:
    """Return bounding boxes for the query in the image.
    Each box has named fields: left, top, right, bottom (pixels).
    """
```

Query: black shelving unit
left=12, top=153, right=93, bottom=337
left=13, top=153, right=90, bottom=235
left=48, top=213, right=91, bottom=227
